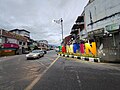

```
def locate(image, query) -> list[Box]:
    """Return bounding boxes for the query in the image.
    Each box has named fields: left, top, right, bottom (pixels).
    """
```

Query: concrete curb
left=57, top=54, right=100, bottom=63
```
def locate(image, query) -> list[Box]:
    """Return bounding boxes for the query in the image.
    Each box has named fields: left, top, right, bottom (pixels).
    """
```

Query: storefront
left=87, top=25, right=120, bottom=62
left=102, top=24, right=120, bottom=62
left=0, top=29, right=28, bottom=55
left=0, top=43, right=19, bottom=56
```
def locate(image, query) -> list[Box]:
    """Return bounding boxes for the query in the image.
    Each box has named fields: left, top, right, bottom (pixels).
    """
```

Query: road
left=32, top=57, right=120, bottom=90
left=0, top=50, right=120, bottom=90
left=0, top=50, right=58, bottom=90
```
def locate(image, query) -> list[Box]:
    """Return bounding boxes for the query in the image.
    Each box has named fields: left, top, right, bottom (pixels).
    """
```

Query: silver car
left=26, top=50, right=44, bottom=60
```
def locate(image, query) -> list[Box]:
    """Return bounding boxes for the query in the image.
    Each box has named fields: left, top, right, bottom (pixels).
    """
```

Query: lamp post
left=0, top=29, right=2, bottom=44
left=54, top=18, right=64, bottom=42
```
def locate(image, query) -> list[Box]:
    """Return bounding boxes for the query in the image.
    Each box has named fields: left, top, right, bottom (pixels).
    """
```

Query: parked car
left=55, top=47, right=59, bottom=52
left=26, top=50, right=44, bottom=60
left=23, top=50, right=30, bottom=54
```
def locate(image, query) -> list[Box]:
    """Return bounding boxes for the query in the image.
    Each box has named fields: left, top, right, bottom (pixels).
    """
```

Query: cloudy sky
left=0, top=0, right=89, bottom=45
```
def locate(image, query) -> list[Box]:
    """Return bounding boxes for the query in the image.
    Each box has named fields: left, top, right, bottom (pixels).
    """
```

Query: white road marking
left=77, top=80, right=81, bottom=84
left=24, top=56, right=60, bottom=90
left=75, top=71, right=82, bottom=88
left=77, top=76, right=79, bottom=79
left=36, top=61, right=47, bottom=68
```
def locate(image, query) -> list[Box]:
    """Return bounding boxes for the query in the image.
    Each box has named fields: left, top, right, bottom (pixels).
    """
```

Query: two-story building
left=0, top=29, right=28, bottom=55
left=70, top=11, right=87, bottom=45
left=9, top=29, right=31, bottom=53
left=37, top=40, right=48, bottom=51
left=9, top=29, right=30, bottom=39
left=69, top=0, right=120, bottom=62
left=84, top=0, right=120, bottom=62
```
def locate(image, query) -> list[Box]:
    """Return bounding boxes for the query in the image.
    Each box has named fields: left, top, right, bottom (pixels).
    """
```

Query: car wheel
left=38, top=56, right=40, bottom=59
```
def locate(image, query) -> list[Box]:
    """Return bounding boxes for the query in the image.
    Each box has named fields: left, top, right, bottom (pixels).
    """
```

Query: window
left=19, top=42, right=22, bottom=45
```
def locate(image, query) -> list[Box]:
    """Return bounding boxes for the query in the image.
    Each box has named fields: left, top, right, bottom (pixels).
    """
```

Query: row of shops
left=0, top=29, right=50, bottom=56
left=62, top=0, right=120, bottom=62
left=0, top=29, right=29, bottom=56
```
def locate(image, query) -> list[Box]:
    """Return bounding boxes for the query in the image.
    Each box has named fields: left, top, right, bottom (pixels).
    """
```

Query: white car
left=26, top=50, right=44, bottom=60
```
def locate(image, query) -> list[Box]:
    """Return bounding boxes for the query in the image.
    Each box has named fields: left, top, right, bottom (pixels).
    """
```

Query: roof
left=72, top=24, right=84, bottom=30
left=2, top=30, right=28, bottom=42
left=85, top=0, right=95, bottom=6
left=70, top=24, right=84, bottom=34
left=9, top=29, right=30, bottom=33
left=75, top=16, right=84, bottom=23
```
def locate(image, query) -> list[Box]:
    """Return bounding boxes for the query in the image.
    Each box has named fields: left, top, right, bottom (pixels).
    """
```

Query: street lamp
left=0, top=29, right=2, bottom=45
left=54, top=18, right=64, bottom=42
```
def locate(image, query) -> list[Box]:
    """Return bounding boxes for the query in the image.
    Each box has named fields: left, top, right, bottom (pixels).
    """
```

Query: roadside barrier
left=57, top=54, right=100, bottom=63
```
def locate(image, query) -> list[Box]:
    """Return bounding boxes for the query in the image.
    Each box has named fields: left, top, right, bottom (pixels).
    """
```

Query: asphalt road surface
left=0, top=50, right=120, bottom=90
left=32, top=57, right=120, bottom=90
left=0, top=50, right=57, bottom=90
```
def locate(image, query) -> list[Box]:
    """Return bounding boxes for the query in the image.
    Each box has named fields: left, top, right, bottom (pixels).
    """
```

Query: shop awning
left=3, top=43, right=19, bottom=48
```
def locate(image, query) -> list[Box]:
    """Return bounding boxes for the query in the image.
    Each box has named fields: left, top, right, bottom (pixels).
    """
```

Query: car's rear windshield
left=32, top=50, right=39, bottom=53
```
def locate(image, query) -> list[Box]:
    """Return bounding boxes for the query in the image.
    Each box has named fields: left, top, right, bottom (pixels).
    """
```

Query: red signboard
left=3, top=43, right=19, bottom=48
left=4, top=50, right=12, bottom=52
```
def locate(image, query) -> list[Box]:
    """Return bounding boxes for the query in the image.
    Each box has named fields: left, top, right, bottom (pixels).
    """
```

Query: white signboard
left=106, top=24, right=119, bottom=31
left=7, top=38, right=17, bottom=43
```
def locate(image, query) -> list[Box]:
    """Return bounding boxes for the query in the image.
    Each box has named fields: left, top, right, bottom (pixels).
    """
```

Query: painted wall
left=84, top=0, right=120, bottom=61
left=85, top=0, right=120, bottom=32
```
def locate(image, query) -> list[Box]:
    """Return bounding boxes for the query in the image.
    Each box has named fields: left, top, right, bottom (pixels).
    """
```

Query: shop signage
left=3, top=43, right=19, bottom=48
left=4, top=50, right=12, bottom=53
left=60, top=42, right=97, bottom=56
left=106, top=23, right=119, bottom=32
left=88, top=28, right=104, bottom=36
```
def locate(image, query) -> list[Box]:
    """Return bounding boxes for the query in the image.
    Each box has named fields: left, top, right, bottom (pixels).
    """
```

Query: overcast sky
left=0, top=0, right=89, bottom=45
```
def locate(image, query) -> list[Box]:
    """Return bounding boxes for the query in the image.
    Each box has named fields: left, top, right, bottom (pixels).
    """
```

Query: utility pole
left=60, top=18, right=63, bottom=41
left=0, top=29, right=3, bottom=47
left=0, top=29, right=2, bottom=41
left=54, top=18, right=64, bottom=42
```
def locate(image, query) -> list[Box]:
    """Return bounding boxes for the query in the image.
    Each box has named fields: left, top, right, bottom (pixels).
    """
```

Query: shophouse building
left=29, top=39, right=38, bottom=50
left=71, top=23, right=80, bottom=43
left=70, top=11, right=87, bottom=46
left=0, top=29, right=28, bottom=55
left=84, top=0, right=120, bottom=62
left=9, top=29, right=31, bottom=52
left=62, top=35, right=72, bottom=46
left=37, top=40, right=48, bottom=51
left=9, top=29, right=30, bottom=39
